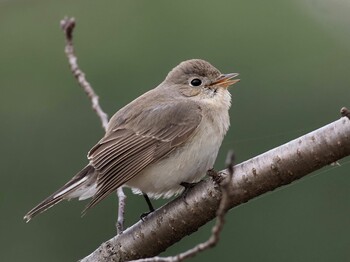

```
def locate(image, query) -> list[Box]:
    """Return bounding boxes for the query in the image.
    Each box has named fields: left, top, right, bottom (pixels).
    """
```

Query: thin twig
left=60, top=17, right=109, bottom=130
left=116, top=187, right=127, bottom=234
left=129, top=151, right=236, bottom=262
left=60, top=16, right=126, bottom=233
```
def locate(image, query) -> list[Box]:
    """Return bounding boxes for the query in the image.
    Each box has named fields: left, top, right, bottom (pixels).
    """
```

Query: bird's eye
left=190, top=78, right=202, bottom=87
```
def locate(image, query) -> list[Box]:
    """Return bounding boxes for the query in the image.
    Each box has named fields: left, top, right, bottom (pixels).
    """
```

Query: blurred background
left=1, top=0, right=350, bottom=261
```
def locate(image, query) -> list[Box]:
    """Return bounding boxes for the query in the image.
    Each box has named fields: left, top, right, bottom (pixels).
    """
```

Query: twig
left=60, top=16, right=126, bottom=233
left=129, top=151, right=236, bottom=262
left=60, top=17, right=109, bottom=130
left=116, top=187, right=127, bottom=234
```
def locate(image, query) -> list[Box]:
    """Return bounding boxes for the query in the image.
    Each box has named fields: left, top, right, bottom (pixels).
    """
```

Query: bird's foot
left=140, top=211, right=153, bottom=221
left=180, top=181, right=198, bottom=205
left=180, top=181, right=197, bottom=190
left=206, top=168, right=223, bottom=184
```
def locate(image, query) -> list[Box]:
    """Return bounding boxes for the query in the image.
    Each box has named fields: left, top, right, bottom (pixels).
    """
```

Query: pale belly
left=125, top=119, right=227, bottom=199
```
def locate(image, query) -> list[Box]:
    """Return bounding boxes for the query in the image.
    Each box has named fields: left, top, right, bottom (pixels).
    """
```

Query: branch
left=60, top=17, right=126, bottom=233
left=80, top=115, right=350, bottom=261
left=130, top=152, right=236, bottom=262
left=60, top=17, right=108, bottom=130
left=116, top=186, right=127, bottom=234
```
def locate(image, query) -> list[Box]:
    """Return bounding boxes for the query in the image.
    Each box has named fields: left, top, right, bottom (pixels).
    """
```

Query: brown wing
left=84, top=100, right=202, bottom=211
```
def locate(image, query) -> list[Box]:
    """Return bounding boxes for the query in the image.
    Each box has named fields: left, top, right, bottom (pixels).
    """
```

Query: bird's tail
left=24, top=165, right=97, bottom=222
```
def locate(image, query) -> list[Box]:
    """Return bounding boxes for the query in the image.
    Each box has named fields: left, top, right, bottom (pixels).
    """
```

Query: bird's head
left=163, top=59, right=240, bottom=99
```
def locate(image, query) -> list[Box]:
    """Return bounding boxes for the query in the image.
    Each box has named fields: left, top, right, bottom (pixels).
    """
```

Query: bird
left=24, top=59, right=240, bottom=222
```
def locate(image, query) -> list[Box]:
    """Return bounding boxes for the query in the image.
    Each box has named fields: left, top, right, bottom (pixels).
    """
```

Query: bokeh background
left=1, top=0, right=350, bottom=261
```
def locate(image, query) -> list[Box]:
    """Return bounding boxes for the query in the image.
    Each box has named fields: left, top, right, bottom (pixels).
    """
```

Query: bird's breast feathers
left=126, top=94, right=231, bottom=198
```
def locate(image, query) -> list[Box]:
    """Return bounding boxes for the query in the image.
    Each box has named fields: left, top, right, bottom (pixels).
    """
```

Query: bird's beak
left=210, top=73, right=240, bottom=88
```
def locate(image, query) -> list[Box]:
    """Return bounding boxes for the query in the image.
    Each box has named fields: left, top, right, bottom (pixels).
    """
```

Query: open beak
left=210, top=73, right=240, bottom=88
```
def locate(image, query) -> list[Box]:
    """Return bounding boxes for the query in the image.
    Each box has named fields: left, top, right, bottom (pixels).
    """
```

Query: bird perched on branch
left=24, top=59, right=239, bottom=222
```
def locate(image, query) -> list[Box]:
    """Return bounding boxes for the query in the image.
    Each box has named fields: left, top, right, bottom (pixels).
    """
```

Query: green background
left=1, top=0, right=350, bottom=261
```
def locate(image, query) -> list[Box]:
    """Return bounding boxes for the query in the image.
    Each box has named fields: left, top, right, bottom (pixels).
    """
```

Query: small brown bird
left=24, top=59, right=239, bottom=222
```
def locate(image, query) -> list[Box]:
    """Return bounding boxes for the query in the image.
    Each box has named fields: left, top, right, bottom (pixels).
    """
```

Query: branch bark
left=81, top=115, right=350, bottom=262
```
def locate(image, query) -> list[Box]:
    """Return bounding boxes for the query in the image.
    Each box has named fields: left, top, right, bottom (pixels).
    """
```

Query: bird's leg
left=140, top=193, right=155, bottom=221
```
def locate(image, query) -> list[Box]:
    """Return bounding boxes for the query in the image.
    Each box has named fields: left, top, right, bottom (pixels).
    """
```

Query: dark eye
left=190, top=78, right=202, bottom=87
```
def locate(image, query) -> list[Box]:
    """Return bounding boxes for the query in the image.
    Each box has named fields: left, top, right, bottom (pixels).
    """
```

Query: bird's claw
left=180, top=181, right=198, bottom=205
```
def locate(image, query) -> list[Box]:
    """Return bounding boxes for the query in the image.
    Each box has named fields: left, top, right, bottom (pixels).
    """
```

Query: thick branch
left=81, top=116, right=350, bottom=262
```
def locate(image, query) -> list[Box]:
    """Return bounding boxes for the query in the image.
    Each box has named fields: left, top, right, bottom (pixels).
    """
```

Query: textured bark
left=81, top=116, right=350, bottom=262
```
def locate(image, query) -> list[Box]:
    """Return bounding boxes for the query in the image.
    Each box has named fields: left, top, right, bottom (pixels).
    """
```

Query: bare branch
left=60, top=16, right=126, bottom=233
left=60, top=17, right=109, bottom=131
left=116, top=187, right=127, bottom=234
left=81, top=115, right=350, bottom=262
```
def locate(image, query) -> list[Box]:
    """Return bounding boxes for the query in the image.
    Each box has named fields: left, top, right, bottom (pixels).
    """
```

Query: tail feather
left=24, top=165, right=96, bottom=222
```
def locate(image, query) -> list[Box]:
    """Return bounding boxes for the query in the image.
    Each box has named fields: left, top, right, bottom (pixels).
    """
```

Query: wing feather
left=92, top=136, right=146, bottom=170
left=84, top=100, right=202, bottom=211
left=84, top=141, right=158, bottom=211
